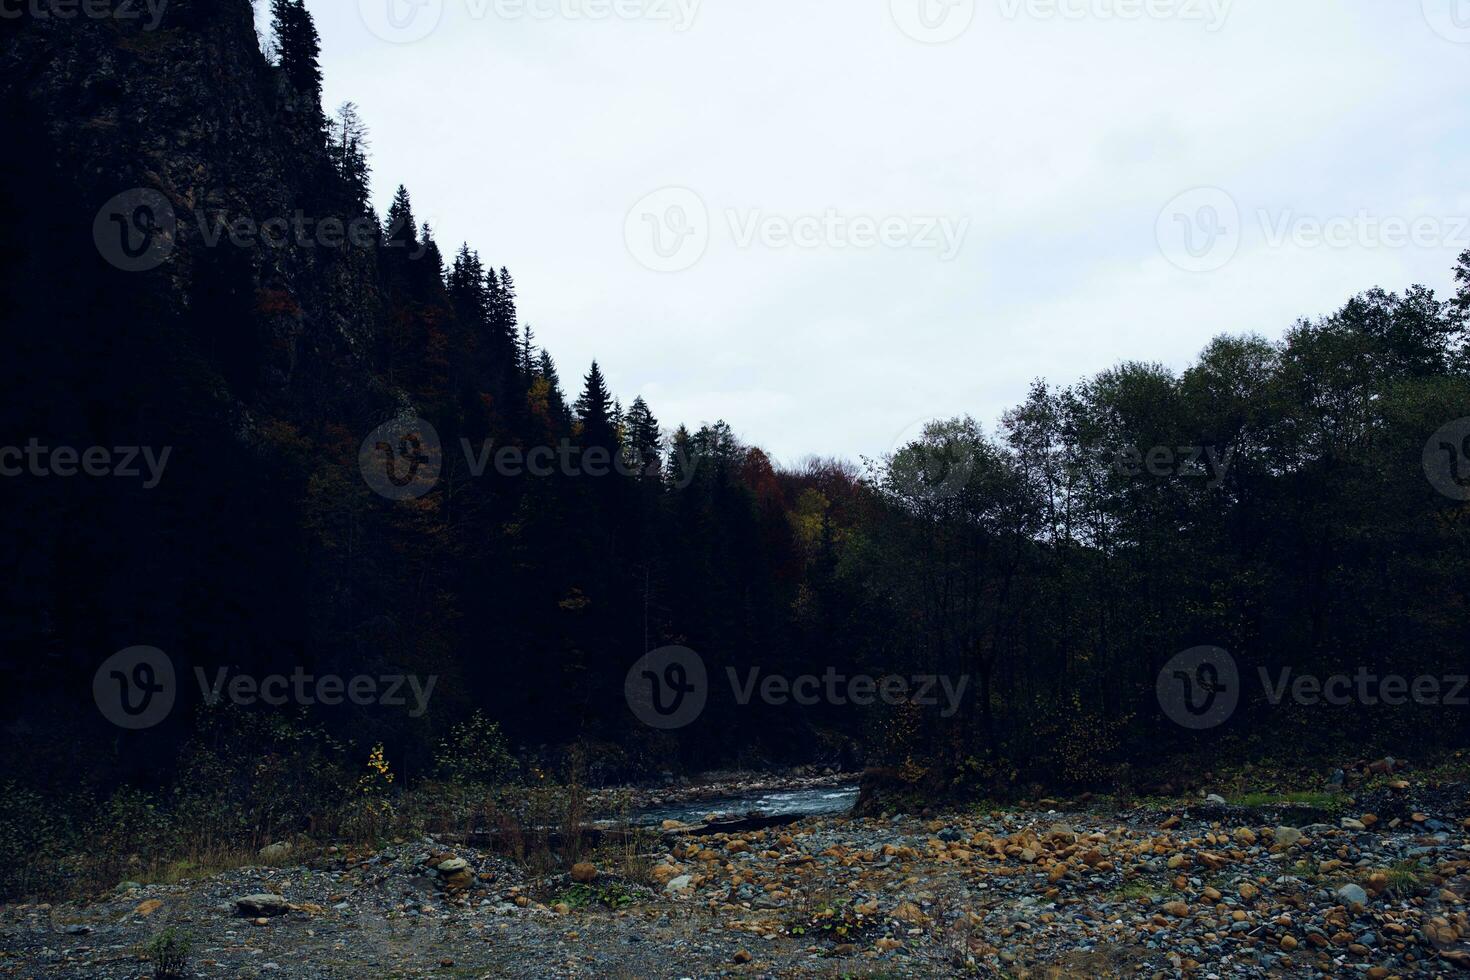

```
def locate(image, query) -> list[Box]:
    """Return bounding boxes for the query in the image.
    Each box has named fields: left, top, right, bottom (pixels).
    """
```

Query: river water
left=629, top=783, right=860, bottom=827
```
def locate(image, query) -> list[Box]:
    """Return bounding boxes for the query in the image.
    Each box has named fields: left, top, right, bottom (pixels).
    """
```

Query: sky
left=267, top=0, right=1470, bottom=465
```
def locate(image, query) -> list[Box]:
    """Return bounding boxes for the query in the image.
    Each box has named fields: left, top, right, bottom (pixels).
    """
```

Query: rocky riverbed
left=4, top=780, right=1470, bottom=978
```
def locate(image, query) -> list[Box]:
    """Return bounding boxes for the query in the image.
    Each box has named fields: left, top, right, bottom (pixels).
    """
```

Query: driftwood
left=445, top=825, right=645, bottom=850
left=442, top=810, right=809, bottom=850
left=680, top=812, right=807, bottom=836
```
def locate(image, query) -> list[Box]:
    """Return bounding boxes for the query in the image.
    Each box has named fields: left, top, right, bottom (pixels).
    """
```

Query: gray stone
left=1336, top=884, right=1368, bottom=906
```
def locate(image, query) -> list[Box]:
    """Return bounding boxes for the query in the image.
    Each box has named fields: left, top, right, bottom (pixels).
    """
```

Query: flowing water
left=629, top=783, right=860, bottom=827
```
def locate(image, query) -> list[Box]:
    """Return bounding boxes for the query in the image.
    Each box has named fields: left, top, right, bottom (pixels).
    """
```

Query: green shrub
left=146, top=927, right=190, bottom=979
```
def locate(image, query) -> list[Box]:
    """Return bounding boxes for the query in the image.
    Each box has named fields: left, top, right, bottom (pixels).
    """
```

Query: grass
left=1379, top=860, right=1433, bottom=897
left=1227, top=791, right=1343, bottom=811
left=1107, top=880, right=1163, bottom=902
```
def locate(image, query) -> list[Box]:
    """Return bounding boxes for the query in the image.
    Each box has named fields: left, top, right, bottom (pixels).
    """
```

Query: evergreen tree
left=625, top=397, right=662, bottom=477
left=326, top=103, right=371, bottom=213
left=539, top=350, right=570, bottom=428
left=575, top=361, right=617, bottom=451
left=271, top=0, right=323, bottom=105
left=519, top=323, right=537, bottom=378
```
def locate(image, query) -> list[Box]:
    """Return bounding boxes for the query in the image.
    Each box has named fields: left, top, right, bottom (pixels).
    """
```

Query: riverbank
left=5, top=775, right=1469, bottom=977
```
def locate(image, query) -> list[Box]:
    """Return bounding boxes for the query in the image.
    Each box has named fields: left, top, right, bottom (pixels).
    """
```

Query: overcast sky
left=271, top=0, right=1470, bottom=465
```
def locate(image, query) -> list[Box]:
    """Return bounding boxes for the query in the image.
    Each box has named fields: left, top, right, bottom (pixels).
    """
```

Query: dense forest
left=1, top=0, right=1468, bottom=897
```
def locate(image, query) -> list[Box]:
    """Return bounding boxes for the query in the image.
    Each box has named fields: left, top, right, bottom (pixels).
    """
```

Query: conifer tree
left=625, top=397, right=662, bottom=477
left=327, top=103, right=371, bottom=213
left=575, top=361, right=617, bottom=451
left=271, top=0, right=323, bottom=105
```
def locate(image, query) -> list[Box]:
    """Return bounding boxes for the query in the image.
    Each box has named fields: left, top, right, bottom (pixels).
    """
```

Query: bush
left=433, top=712, right=517, bottom=788
left=146, top=927, right=190, bottom=979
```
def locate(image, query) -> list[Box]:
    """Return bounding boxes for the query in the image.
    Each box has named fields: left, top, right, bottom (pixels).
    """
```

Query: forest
left=1, top=0, right=1468, bottom=904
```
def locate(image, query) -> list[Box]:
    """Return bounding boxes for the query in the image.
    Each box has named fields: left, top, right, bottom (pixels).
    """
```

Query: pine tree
left=539, top=350, right=570, bottom=428
left=575, top=361, right=617, bottom=451
left=271, top=0, right=323, bottom=104
left=418, top=223, right=446, bottom=295
left=447, top=245, right=489, bottom=329
left=384, top=185, right=418, bottom=253
left=625, top=397, right=662, bottom=477
left=519, top=323, right=537, bottom=378
left=327, top=103, right=371, bottom=213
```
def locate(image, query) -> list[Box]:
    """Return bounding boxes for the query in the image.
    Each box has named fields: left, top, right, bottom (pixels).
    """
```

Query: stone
left=435, top=857, right=469, bottom=874
left=733, top=950, right=752, bottom=964
left=1340, top=818, right=1366, bottom=831
left=1279, top=934, right=1298, bottom=951
left=1336, top=884, right=1368, bottom=907
left=1274, top=826, right=1302, bottom=848
left=570, top=862, right=598, bottom=884
left=893, top=901, right=928, bottom=926
left=1239, top=883, right=1259, bottom=901
left=234, top=894, right=289, bottom=918
left=664, top=874, right=694, bottom=893
left=258, top=841, right=293, bottom=863
left=132, top=899, right=163, bottom=917
left=1234, top=828, right=1257, bottom=846
left=1162, top=901, right=1190, bottom=918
